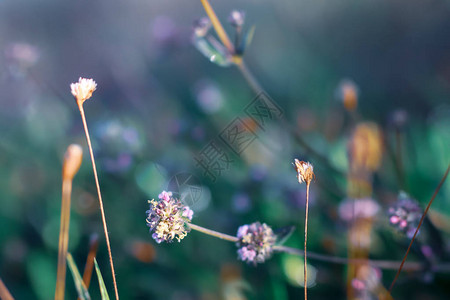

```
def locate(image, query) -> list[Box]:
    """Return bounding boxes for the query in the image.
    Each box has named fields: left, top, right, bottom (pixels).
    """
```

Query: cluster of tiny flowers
left=236, top=222, right=276, bottom=265
left=388, top=192, right=422, bottom=238
left=146, top=190, right=194, bottom=243
left=70, top=77, right=97, bottom=104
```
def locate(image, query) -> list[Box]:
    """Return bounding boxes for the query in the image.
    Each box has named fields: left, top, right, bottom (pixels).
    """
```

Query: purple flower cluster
left=146, top=190, right=194, bottom=243
left=236, top=222, right=276, bottom=265
left=388, top=192, right=422, bottom=238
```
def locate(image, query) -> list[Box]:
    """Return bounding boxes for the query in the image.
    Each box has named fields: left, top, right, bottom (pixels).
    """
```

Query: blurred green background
left=1, top=0, right=450, bottom=299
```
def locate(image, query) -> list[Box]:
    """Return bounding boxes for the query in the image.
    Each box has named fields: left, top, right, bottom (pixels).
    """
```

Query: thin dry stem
left=199, top=0, right=234, bottom=53
left=78, top=104, right=119, bottom=300
left=189, top=223, right=239, bottom=242
left=388, top=164, right=450, bottom=293
left=0, top=278, right=14, bottom=300
left=304, top=182, right=310, bottom=299
left=236, top=61, right=263, bottom=93
left=189, top=223, right=450, bottom=273
left=55, top=179, right=73, bottom=300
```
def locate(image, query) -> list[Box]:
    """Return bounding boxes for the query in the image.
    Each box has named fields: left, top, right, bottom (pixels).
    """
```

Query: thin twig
left=78, top=104, right=119, bottom=300
left=236, top=61, right=263, bottom=94
left=304, top=182, right=310, bottom=299
left=388, top=164, right=450, bottom=293
left=189, top=223, right=450, bottom=273
left=189, top=223, right=239, bottom=242
left=273, top=245, right=425, bottom=271
left=200, top=0, right=234, bottom=53
left=0, top=278, right=14, bottom=300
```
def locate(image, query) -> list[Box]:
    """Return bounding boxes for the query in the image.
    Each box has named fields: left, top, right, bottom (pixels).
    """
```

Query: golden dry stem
left=0, top=278, right=14, bottom=300
left=55, top=145, right=83, bottom=300
left=62, top=144, right=83, bottom=181
left=200, top=0, right=234, bottom=53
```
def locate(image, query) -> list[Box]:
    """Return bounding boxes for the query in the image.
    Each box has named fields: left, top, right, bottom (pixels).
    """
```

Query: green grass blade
left=67, top=253, right=91, bottom=300
left=94, top=258, right=111, bottom=300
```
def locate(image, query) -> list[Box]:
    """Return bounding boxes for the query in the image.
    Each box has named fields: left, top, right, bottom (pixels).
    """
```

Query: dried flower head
left=293, top=159, right=315, bottom=184
left=70, top=77, right=97, bottom=105
left=193, top=17, right=212, bottom=38
left=146, top=190, right=193, bottom=243
left=236, top=222, right=276, bottom=265
left=228, top=10, right=245, bottom=27
left=388, top=192, right=422, bottom=238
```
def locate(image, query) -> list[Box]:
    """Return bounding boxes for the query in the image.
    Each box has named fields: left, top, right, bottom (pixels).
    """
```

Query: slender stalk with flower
left=293, top=159, right=315, bottom=299
left=71, top=77, right=119, bottom=300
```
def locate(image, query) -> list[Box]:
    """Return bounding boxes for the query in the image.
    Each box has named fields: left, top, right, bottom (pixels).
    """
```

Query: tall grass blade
left=94, top=258, right=111, bottom=300
left=67, top=253, right=91, bottom=300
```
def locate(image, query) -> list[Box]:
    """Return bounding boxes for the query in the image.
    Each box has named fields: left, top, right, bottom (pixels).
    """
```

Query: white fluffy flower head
left=70, top=77, right=97, bottom=105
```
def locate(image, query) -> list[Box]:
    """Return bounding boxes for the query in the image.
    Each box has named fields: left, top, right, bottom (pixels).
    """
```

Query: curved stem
left=188, top=223, right=450, bottom=273
left=189, top=223, right=239, bottom=242
left=78, top=105, right=119, bottom=300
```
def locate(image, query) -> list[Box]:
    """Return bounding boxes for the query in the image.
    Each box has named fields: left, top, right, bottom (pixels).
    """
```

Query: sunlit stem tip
left=200, top=0, right=234, bottom=53
left=293, top=159, right=315, bottom=300
left=62, top=144, right=83, bottom=181
left=55, top=145, right=83, bottom=300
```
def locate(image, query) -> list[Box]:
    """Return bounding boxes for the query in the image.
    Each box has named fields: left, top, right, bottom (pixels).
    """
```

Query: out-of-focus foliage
left=0, top=0, right=449, bottom=299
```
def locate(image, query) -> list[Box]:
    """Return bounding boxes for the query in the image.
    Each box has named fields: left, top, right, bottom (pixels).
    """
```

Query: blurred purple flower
left=232, top=192, right=251, bottom=213
left=228, top=10, right=245, bottom=28
left=236, top=222, right=276, bottom=265
left=388, top=192, right=422, bottom=238
left=338, top=197, right=380, bottom=222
